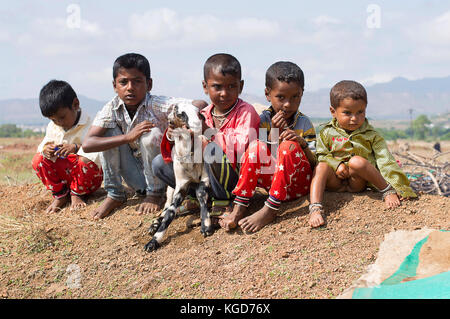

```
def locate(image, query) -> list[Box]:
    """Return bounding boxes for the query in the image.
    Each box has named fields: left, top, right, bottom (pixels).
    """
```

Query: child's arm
left=82, top=121, right=155, bottom=153
left=372, top=134, right=417, bottom=198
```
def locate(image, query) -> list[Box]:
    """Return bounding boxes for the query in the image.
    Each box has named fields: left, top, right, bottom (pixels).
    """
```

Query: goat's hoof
left=201, top=226, right=215, bottom=237
left=144, top=239, right=160, bottom=252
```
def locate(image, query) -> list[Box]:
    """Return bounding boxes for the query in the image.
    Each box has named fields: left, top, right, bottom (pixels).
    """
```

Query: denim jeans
left=100, top=126, right=165, bottom=201
left=151, top=142, right=239, bottom=207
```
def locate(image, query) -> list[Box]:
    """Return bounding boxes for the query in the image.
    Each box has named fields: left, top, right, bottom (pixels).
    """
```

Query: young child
left=309, top=80, right=417, bottom=228
left=82, top=53, right=206, bottom=220
left=219, top=61, right=317, bottom=232
left=32, top=80, right=103, bottom=213
left=153, top=53, right=260, bottom=217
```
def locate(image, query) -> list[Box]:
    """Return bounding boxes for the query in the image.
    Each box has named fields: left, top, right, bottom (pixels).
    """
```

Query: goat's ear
left=180, top=111, right=190, bottom=128
left=198, top=112, right=205, bottom=122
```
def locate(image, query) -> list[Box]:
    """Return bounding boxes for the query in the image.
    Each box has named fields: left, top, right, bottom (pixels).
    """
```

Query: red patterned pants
left=232, top=140, right=312, bottom=210
left=32, top=153, right=103, bottom=199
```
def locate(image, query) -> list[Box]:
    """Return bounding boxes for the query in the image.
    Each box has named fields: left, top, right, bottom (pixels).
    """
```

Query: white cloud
left=312, top=15, right=341, bottom=27
left=34, top=17, right=104, bottom=38
left=361, top=73, right=396, bottom=86
left=129, top=8, right=280, bottom=47
left=408, top=10, right=450, bottom=45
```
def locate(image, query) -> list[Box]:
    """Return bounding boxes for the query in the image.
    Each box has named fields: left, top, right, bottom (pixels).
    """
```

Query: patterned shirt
left=38, top=108, right=101, bottom=166
left=259, top=106, right=317, bottom=160
left=316, top=118, right=417, bottom=198
left=93, top=92, right=193, bottom=156
left=201, top=98, right=260, bottom=168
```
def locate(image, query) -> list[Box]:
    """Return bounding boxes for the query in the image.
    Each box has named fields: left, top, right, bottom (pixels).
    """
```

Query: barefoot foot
left=308, top=205, right=325, bottom=228
left=70, top=194, right=86, bottom=211
left=91, top=197, right=124, bottom=220
left=384, top=193, right=401, bottom=209
left=218, top=204, right=247, bottom=231
left=137, top=195, right=165, bottom=215
left=46, top=194, right=70, bottom=213
left=238, top=204, right=277, bottom=233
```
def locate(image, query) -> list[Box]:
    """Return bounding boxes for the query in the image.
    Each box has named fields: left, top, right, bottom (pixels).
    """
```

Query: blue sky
left=1, top=0, right=449, bottom=102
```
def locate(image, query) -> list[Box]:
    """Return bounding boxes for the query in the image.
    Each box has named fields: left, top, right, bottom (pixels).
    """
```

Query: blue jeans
left=100, top=126, right=166, bottom=201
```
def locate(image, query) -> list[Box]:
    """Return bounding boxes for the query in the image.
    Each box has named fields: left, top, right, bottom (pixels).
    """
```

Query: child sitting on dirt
left=152, top=53, right=260, bottom=219
left=309, top=80, right=417, bottom=228
left=82, top=53, right=206, bottom=220
left=32, top=80, right=103, bottom=213
left=219, top=61, right=317, bottom=233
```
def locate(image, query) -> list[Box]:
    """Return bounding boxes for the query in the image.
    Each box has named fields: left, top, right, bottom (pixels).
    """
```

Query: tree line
left=0, top=124, right=44, bottom=138
left=1, top=115, right=449, bottom=141
left=376, top=115, right=450, bottom=141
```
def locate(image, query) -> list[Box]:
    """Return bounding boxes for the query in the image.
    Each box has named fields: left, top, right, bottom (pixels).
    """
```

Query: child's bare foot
left=218, top=204, right=247, bottom=231
left=384, top=193, right=401, bottom=209
left=46, top=195, right=70, bottom=213
left=70, top=194, right=86, bottom=211
left=91, top=197, right=124, bottom=220
left=137, top=195, right=164, bottom=215
left=308, top=203, right=325, bottom=228
left=238, top=205, right=277, bottom=233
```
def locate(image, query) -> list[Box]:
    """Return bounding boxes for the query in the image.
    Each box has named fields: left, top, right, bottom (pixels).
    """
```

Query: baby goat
left=144, top=102, right=214, bottom=252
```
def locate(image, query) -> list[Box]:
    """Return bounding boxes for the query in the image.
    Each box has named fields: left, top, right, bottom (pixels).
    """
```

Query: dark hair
left=203, top=53, right=241, bottom=80
left=330, top=80, right=367, bottom=108
left=113, top=53, right=151, bottom=80
left=265, top=61, right=304, bottom=90
left=39, top=80, right=77, bottom=117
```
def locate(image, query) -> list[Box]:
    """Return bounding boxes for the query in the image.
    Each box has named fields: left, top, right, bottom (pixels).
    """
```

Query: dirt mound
left=0, top=183, right=448, bottom=299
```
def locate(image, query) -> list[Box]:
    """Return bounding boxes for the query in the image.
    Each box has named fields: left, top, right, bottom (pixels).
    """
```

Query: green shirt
left=316, top=118, right=417, bottom=198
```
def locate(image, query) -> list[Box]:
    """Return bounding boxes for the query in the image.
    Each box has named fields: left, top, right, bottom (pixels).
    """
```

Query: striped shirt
left=316, top=118, right=417, bottom=198
left=259, top=106, right=317, bottom=154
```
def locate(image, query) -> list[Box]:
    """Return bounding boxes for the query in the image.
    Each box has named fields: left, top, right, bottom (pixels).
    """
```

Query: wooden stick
left=425, top=170, right=443, bottom=196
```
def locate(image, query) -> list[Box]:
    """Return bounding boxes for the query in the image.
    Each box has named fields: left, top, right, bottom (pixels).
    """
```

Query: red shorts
left=32, top=153, right=103, bottom=199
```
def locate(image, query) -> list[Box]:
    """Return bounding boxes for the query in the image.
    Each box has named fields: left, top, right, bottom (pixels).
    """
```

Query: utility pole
left=408, top=108, right=413, bottom=128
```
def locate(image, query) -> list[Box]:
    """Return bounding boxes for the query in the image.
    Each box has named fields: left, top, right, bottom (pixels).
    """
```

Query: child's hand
left=42, top=143, right=56, bottom=158
left=279, top=129, right=308, bottom=148
left=166, top=123, right=175, bottom=142
left=54, top=144, right=77, bottom=157
left=271, top=110, right=288, bottom=131
left=336, top=162, right=349, bottom=179
left=127, top=121, right=155, bottom=142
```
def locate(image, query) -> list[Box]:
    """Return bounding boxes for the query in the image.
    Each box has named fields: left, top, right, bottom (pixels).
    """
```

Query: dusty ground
left=0, top=138, right=448, bottom=299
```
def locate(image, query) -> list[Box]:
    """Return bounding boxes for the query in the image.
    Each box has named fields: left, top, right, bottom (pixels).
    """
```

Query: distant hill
left=243, top=75, right=450, bottom=120
left=1, top=75, right=449, bottom=125
left=0, top=95, right=106, bottom=125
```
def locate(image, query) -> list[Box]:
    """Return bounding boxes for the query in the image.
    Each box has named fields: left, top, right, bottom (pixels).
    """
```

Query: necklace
left=211, top=100, right=238, bottom=127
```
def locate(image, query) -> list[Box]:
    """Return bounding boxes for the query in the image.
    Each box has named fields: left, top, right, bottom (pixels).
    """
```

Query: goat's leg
left=197, top=181, right=214, bottom=237
left=144, top=188, right=186, bottom=252
left=148, top=186, right=175, bottom=236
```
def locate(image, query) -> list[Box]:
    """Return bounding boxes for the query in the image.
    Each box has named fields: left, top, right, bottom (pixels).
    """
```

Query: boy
left=219, top=61, right=317, bottom=232
left=82, top=53, right=206, bottom=220
left=309, top=80, right=417, bottom=228
left=32, top=80, right=102, bottom=213
left=153, top=53, right=260, bottom=218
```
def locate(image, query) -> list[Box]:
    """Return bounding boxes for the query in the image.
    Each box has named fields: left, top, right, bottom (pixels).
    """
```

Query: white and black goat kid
left=144, top=102, right=213, bottom=252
